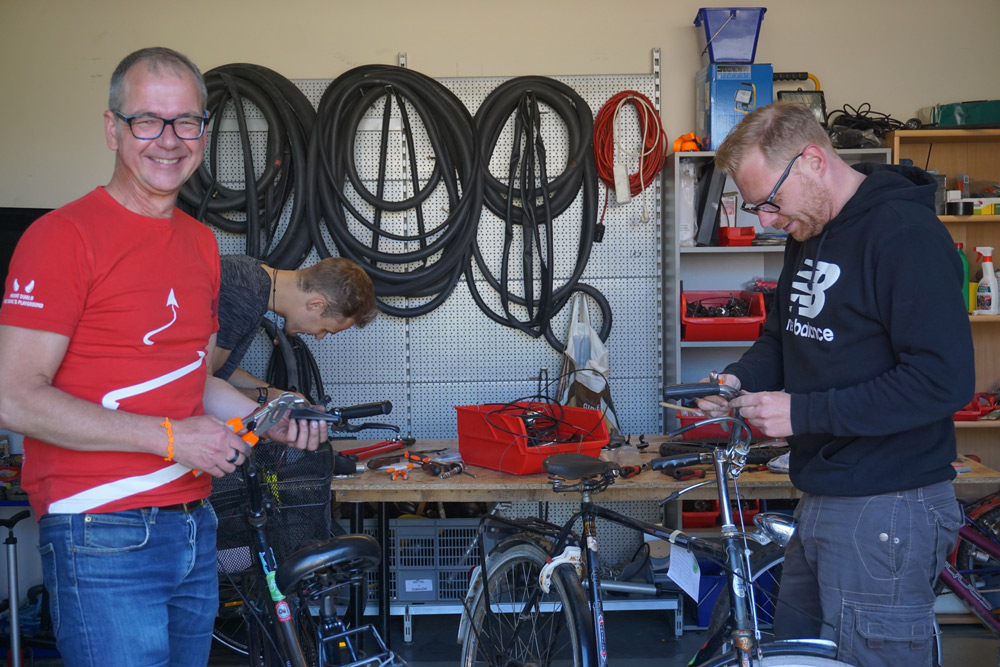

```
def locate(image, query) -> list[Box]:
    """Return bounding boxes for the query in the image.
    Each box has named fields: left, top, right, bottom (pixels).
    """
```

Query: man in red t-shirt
left=0, top=47, right=321, bottom=666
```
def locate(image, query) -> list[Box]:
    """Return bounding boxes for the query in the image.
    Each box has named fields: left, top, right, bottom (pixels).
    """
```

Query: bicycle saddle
left=276, top=534, right=381, bottom=596
left=543, top=452, right=615, bottom=480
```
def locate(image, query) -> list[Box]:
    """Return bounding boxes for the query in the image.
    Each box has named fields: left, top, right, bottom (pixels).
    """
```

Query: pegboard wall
left=211, top=55, right=665, bottom=440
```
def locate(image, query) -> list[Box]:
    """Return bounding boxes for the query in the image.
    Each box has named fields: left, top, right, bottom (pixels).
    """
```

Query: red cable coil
left=593, top=90, right=668, bottom=198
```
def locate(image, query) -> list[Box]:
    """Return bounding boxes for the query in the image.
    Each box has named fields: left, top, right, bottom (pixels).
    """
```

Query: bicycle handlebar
left=662, top=380, right=740, bottom=407
left=650, top=452, right=712, bottom=470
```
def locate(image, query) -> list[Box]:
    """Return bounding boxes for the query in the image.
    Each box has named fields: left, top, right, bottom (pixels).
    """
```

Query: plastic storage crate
left=456, top=402, right=609, bottom=475
left=213, top=441, right=333, bottom=572
left=340, top=517, right=496, bottom=604
left=694, top=7, right=767, bottom=63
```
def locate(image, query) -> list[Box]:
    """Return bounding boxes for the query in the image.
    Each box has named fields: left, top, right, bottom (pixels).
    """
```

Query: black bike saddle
left=543, top=452, right=615, bottom=480
left=276, top=534, right=381, bottom=596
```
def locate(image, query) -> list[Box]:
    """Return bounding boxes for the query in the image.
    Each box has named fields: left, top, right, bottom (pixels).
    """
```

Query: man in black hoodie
left=699, top=102, right=974, bottom=666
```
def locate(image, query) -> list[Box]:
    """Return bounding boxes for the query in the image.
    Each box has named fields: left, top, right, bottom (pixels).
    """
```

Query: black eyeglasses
left=740, top=152, right=803, bottom=215
left=113, top=110, right=208, bottom=140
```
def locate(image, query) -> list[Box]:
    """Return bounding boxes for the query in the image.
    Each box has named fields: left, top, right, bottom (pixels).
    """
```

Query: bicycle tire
left=693, top=543, right=786, bottom=663
left=704, top=653, right=853, bottom=666
left=458, top=538, right=593, bottom=667
left=658, top=441, right=790, bottom=466
left=954, top=504, right=1000, bottom=610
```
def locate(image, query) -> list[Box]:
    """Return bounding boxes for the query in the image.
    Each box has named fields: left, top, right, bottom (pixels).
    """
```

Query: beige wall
left=1, top=0, right=999, bottom=207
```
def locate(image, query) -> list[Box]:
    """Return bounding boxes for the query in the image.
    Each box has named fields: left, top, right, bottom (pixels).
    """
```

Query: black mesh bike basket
left=212, top=441, right=334, bottom=570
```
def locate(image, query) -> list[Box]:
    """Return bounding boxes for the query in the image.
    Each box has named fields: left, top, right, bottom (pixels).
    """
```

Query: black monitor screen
left=0, top=208, right=52, bottom=288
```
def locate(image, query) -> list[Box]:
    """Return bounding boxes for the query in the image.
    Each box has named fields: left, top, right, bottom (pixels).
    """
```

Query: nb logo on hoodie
left=790, top=259, right=840, bottom=318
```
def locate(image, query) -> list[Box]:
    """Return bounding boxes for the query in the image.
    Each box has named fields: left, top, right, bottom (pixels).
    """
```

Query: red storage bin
left=718, top=227, right=755, bottom=246
left=681, top=290, right=766, bottom=341
left=455, top=402, right=609, bottom=475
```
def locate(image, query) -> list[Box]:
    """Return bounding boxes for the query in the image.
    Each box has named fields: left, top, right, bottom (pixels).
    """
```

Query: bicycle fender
left=540, top=546, right=583, bottom=593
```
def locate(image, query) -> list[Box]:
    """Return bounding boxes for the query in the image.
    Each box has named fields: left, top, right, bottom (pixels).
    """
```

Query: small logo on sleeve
left=3, top=277, right=43, bottom=309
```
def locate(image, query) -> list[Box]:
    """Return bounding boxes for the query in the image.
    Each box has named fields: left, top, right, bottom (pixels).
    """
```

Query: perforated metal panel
left=210, top=64, right=664, bottom=439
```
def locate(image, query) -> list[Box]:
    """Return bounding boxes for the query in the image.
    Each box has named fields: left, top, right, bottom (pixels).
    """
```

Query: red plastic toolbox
left=718, top=227, right=755, bottom=246
left=455, top=402, right=609, bottom=475
left=681, top=290, right=766, bottom=341
left=677, top=410, right=765, bottom=440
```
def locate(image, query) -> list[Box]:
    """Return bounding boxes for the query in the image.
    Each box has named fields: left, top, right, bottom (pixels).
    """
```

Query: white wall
left=1, top=0, right=999, bottom=207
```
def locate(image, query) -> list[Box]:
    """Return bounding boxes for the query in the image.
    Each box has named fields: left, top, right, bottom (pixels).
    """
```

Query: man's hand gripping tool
left=227, top=393, right=309, bottom=446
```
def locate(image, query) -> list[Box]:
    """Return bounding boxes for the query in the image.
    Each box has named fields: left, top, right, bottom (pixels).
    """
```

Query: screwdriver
left=440, top=462, right=477, bottom=479
left=403, top=451, right=443, bottom=476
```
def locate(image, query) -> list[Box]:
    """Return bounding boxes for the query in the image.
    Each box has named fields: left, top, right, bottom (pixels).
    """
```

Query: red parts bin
left=953, top=393, right=997, bottom=421
left=455, top=402, right=609, bottom=475
left=681, top=290, right=766, bottom=341
left=718, top=227, right=755, bottom=246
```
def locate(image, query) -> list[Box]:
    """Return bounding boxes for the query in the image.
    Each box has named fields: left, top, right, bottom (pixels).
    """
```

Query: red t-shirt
left=0, top=187, right=221, bottom=515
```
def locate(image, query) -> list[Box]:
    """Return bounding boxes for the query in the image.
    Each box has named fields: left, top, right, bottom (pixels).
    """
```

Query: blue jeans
left=38, top=503, right=219, bottom=667
left=774, top=481, right=961, bottom=666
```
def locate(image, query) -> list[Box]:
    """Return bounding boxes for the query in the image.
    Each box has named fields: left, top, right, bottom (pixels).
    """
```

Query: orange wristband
left=161, top=417, right=175, bottom=461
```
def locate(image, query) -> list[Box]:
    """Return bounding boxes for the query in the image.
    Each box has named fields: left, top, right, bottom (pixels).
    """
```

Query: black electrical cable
left=307, top=65, right=483, bottom=318
left=466, top=76, right=612, bottom=352
left=261, top=318, right=330, bottom=406
left=179, top=63, right=315, bottom=269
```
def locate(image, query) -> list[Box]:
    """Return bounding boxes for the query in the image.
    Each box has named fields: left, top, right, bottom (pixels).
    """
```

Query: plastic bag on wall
left=556, top=292, right=621, bottom=434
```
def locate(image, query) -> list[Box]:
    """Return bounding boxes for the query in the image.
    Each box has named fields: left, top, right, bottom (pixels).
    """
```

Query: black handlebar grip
left=340, top=401, right=392, bottom=419
left=650, top=454, right=707, bottom=471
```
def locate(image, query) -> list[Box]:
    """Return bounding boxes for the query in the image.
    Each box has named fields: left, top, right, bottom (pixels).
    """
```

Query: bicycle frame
left=239, top=451, right=311, bottom=667
left=937, top=507, right=1000, bottom=635
left=471, top=416, right=786, bottom=667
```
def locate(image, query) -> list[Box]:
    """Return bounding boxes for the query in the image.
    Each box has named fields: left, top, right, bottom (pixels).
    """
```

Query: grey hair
left=108, top=47, right=207, bottom=112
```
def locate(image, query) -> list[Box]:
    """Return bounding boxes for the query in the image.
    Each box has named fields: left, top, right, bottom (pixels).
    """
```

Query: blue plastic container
left=694, top=7, right=767, bottom=63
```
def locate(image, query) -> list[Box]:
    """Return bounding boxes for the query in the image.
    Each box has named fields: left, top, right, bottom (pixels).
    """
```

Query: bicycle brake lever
left=342, top=422, right=400, bottom=434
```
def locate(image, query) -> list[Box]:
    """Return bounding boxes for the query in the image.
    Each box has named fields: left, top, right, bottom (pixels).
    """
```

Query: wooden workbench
left=330, top=437, right=1000, bottom=504
left=331, top=437, right=1000, bottom=645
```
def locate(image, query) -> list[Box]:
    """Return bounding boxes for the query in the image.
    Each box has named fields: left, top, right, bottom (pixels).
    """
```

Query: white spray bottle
left=975, top=246, right=999, bottom=315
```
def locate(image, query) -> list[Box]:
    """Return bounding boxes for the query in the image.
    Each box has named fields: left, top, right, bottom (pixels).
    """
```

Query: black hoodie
left=724, top=163, right=975, bottom=496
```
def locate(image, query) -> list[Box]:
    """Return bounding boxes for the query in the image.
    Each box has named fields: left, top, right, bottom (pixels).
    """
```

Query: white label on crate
left=405, top=578, right=434, bottom=592
left=667, top=544, right=701, bottom=602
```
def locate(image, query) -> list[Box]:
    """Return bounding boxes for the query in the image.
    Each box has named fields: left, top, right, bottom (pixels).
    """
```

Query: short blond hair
left=714, top=101, right=832, bottom=176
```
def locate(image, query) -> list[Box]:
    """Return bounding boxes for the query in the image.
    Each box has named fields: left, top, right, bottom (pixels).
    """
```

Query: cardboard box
left=696, top=64, right=773, bottom=150
left=972, top=198, right=1000, bottom=215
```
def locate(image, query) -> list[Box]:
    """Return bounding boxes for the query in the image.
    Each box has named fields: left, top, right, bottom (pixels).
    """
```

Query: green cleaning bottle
left=957, top=243, right=970, bottom=313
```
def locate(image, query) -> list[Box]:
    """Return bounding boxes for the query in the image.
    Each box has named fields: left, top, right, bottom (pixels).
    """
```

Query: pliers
left=227, top=393, right=309, bottom=446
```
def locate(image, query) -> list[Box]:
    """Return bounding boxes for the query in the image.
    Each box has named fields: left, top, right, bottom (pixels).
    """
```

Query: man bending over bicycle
left=0, top=48, right=323, bottom=666
left=698, top=101, right=973, bottom=666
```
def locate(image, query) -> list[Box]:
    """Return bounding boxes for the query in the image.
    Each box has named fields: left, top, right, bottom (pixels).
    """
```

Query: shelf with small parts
left=887, top=129, right=1000, bottom=469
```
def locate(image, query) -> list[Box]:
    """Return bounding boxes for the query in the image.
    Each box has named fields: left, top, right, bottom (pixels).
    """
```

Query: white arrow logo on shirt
left=143, top=289, right=179, bottom=345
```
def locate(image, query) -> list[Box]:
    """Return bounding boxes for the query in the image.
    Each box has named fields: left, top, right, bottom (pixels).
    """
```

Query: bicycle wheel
left=694, top=543, right=785, bottom=662
left=214, top=567, right=265, bottom=654
left=706, top=653, right=853, bottom=666
left=954, top=504, right=1000, bottom=609
left=458, top=538, right=593, bottom=667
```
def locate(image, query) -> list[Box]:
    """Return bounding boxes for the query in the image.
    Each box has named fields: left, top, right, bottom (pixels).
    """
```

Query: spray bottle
left=975, top=246, right=999, bottom=315
left=956, top=243, right=970, bottom=313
